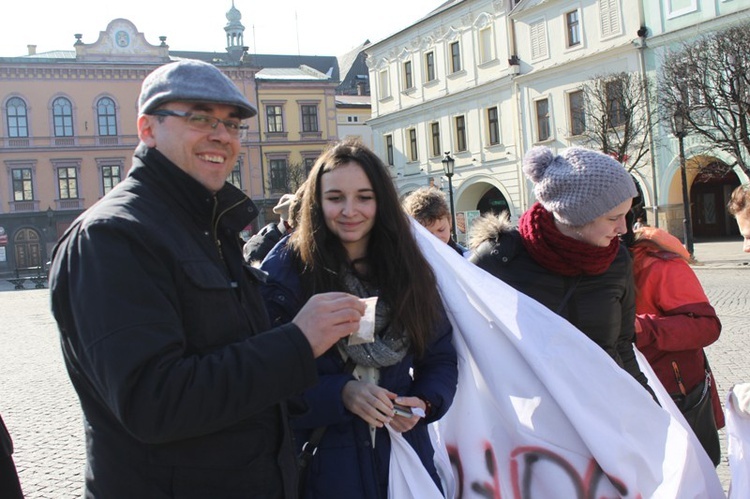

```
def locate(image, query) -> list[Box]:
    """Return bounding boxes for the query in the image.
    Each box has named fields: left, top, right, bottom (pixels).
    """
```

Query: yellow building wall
left=255, top=80, right=338, bottom=203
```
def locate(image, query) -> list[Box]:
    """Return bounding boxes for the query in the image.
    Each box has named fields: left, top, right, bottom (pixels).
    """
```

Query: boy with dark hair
left=402, top=187, right=467, bottom=255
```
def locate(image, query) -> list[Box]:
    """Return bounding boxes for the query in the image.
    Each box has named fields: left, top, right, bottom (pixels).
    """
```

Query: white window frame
left=534, top=97, right=552, bottom=143
left=407, top=128, right=419, bottom=162
left=487, top=106, right=501, bottom=146
left=567, top=89, right=585, bottom=137
left=385, top=134, right=394, bottom=166
left=454, top=115, right=467, bottom=152
left=449, top=40, right=462, bottom=74
left=403, top=60, right=414, bottom=90
left=378, top=69, right=390, bottom=100
left=667, top=0, right=698, bottom=19
left=430, top=122, right=441, bottom=158
left=478, top=26, right=494, bottom=64
left=565, top=9, right=582, bottom=48
left=424, top=51, right=437, bottom=83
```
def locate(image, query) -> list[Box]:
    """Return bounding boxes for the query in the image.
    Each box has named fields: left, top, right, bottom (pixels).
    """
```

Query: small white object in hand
left=348, top=296, right=378, bottom=345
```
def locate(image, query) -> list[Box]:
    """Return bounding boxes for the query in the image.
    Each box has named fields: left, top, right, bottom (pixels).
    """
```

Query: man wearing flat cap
left=49, top=59, right=364, bottom=498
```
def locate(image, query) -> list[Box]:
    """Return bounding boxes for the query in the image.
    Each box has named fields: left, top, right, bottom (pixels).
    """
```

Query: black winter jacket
left=49, top=145, right=317, bottom=498
left=0, top=414, right=12, bottom=458
left=243, top=222, right=285, bottom=264
left=469, top=216, right=651, bottom=393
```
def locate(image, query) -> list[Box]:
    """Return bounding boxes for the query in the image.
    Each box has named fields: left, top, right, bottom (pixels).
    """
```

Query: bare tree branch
left=285, top=162, right=308, bottom=193
left=658, top=22, right=750, bottom=177
left=576, top=72, right=657, bottom=174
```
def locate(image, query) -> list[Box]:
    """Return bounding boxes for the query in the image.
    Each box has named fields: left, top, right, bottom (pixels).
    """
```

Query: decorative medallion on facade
left=115, top=31, right=130, bottom=48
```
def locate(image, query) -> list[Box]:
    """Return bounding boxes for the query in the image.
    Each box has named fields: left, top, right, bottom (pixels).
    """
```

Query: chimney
left=357, top=82, right=365, bottom=96
left=27, top=45, right=37, bottom=55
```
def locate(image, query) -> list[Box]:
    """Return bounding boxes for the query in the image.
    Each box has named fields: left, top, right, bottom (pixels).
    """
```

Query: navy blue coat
left=261, top=241, right=458, bottom=499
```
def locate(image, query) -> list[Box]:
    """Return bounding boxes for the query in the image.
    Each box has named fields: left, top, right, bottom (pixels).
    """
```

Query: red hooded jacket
left=631, top=227, right=724, bottom=428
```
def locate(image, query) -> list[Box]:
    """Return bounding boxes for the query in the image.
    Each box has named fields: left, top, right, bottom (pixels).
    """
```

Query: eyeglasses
left=149, top=109, right=247, bottom=136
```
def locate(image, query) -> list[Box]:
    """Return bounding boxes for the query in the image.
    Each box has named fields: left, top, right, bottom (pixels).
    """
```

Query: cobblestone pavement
left=0, top=288, right=85, bottom=498
left=0, top=261, right=748, bottom=497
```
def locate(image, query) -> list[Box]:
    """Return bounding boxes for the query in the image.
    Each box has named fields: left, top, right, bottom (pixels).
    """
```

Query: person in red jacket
left=630, top=226, right=723, bottom=465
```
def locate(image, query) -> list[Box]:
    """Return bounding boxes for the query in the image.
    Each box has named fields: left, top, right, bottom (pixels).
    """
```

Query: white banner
left=726, top=385, right=750, bottom=498
left=391, top=221, right=725, bottom=499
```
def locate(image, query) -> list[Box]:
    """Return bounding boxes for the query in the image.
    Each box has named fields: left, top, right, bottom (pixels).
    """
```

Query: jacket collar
left=130, top=143, right=258, bottom=231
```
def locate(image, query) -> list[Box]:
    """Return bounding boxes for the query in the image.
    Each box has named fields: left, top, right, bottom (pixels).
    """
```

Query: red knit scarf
left=518, top=203, right=620, bottom=276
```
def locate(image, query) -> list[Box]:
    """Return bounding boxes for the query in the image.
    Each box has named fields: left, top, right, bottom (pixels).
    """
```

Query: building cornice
left=0, top=64, right=257, bottom=82
left=0, top=65, right=153, bottom=81
left=513, top=43, right=637, bottom=82
left=643, top=8, right=750, bottom=50
left=369, top=74, right=513, bottom=126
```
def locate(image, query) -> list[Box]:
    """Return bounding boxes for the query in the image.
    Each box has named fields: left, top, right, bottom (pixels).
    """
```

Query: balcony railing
left=10, top=200, right=38, bottom=212
left=0, top=135, right=139, bottom=150
left=97, top=136, right=120, bottom=146
left=57, top=199, right=83, bottom=210
left=6, top=138, right=30, bottom=147
left=54, top=137, right=76, bottom=146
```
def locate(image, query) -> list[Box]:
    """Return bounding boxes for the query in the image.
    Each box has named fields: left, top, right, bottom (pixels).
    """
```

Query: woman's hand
left=342, top=380, right=396, bottom=427
left=388, top=396, right=426, bottom=433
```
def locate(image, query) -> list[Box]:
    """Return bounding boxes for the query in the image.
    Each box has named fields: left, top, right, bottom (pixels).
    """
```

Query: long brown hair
left=289, top=139, right=442, bottom=357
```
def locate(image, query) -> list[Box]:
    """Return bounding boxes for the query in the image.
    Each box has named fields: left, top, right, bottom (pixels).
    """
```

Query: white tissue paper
left=348, top=296, right=378, bottom=345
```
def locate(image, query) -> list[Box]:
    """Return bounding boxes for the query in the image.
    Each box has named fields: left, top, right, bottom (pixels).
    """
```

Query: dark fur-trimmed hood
left=468, top=212, right=514, bottom=251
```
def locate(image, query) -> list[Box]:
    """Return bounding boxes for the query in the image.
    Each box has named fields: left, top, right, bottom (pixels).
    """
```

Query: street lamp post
left=45, top=206, right=55, bottom=268
left=441, top=152, right=456, bottom=241
left=671, top=105, right=694, bottom=257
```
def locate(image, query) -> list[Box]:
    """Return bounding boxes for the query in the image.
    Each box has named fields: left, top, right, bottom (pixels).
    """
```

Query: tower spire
left=225, top=1, right=245, bottom=59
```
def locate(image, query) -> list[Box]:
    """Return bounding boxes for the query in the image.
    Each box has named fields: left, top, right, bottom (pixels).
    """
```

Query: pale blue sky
left=1, top=0, right=441, bottom=57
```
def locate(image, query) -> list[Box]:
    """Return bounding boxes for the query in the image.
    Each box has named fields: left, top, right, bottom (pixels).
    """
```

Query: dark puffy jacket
left=49, top=145, right=317, bottom=498
left=260, top=241, right=458, bottom=499
left=0, top=413, right=23, bottom=499
left=243, top=222, right=285, bottom=264
left=469, top=215, right=652, bottom=393
left=0, top=414, right=11, bottom=458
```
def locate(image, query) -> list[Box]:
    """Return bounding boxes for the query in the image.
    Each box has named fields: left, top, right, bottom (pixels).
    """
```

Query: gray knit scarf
left=338, top=268, right=410, bottom=368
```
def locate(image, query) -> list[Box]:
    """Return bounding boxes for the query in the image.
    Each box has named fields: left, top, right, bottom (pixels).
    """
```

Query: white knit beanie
left=523, top=146, right=637, bottom=226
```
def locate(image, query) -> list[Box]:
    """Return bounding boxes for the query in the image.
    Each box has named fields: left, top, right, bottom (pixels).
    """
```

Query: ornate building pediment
left=75, top=19, right=169, bottom=63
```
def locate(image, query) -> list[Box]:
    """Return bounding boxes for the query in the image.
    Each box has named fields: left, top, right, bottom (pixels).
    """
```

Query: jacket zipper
left=211, top=195, right=245, bottom=263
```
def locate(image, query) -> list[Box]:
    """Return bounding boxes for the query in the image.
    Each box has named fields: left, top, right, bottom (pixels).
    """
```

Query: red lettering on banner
left=447, top=442, right=641, bottom=499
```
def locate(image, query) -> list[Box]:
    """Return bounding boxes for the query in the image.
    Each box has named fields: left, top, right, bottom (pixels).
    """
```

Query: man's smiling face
left=138, top=101, right=241, bottom=193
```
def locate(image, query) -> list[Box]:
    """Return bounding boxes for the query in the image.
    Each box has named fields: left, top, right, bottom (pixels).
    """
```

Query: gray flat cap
left=138, top=59, right=257, bottom=119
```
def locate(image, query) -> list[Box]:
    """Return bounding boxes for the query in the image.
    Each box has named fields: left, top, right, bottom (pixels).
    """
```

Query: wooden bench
left=8, top=266, right=48, bottom=290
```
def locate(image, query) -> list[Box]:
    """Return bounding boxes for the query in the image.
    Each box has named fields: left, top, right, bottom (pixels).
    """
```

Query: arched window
left=52, top=97, right=74, bottom=137
left=6, top=97, right=28, bottom=138
left=97, top=97, right=117, bottom=136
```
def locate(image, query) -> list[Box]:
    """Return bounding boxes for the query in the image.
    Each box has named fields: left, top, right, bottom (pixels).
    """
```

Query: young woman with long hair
left=261, top=139, right=457, bottom=498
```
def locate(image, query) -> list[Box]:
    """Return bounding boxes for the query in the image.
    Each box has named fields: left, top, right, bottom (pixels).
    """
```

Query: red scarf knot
left=518, top=203, right=619, bottom=276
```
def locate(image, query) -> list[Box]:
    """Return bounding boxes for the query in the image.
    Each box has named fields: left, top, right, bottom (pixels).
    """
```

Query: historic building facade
left=0, top=5, right=343, bottom=275
left=255, top=63, right=339, bottom=197
left=367, top=0, right=749, bottom=243
left=641, top=0, right=749, bottom=238
left=367, top=0, right=522, bottom=243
